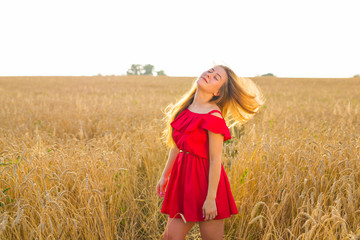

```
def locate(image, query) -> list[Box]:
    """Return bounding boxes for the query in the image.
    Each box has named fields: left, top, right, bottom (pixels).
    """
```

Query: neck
left=191, top=88, right=214, bottom=107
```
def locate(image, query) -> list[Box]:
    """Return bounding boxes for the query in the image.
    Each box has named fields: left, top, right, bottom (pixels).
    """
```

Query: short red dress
left=161, top=108, right=238, bottom=222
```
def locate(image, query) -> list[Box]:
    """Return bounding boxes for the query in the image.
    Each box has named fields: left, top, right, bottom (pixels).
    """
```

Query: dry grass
left=0, top=75, right=359, bottom=239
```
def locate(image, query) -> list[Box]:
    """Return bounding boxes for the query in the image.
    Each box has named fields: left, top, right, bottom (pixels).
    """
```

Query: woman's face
left=197, top=66, right=228, bottom=96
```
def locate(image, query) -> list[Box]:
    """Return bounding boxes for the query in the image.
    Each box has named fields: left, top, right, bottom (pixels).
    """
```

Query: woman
left=156, top=65, right=264, bottom=239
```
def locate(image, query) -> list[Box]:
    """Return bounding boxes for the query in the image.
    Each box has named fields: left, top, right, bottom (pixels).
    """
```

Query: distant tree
left=354, top=74, right=360, bottom=78
left=261, top=73, right=276, bottom=77
left=156, top=70, right=166, bottom=76
left=126, top=64, right=166, bottom=76
left=127, top=64, right=144, bottom=75
left=143, top=64, right=155, bottom=75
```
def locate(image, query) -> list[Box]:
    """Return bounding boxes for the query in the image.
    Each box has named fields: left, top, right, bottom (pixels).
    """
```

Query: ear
left=214, top=90, right=220, bottom=96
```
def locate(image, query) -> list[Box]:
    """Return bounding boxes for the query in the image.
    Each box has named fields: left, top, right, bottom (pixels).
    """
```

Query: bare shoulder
left=208, top=106, right=223, bottom=119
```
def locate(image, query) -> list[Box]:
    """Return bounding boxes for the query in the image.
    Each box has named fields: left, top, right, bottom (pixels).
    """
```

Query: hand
left=202, top=197, right=217, bottom=221
left=156, top=176, right=168, bottom=198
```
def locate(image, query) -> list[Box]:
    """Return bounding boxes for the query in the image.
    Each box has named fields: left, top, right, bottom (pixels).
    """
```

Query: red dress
left=161, top=108, right=238, bottom=222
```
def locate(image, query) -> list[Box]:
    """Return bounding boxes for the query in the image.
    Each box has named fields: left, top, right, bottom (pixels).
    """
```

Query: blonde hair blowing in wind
left=161, top=65, right=265, bottom=148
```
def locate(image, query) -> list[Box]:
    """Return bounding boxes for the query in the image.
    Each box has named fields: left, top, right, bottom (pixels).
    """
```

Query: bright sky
left=0, top=0, right=359, bottom=78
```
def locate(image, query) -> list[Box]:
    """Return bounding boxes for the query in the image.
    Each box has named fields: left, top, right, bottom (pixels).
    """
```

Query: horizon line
left=0, top=75, right=358, bottom=79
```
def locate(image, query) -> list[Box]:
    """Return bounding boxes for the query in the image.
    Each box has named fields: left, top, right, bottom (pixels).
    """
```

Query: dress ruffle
left=171, top=109, right=232, bottom=141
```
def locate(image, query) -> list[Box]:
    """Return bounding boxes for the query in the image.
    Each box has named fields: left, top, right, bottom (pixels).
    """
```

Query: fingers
left=203, top=210, right=218, bottom=221
left=160, top=184, right=165, bottom=197
left=160, top=188, right=165, bottom=198
left=156, top=183, right=162, bottom=197
left=156, top=182, right=166, bottom=198
left=156, top=183, right=161, bottom=196
left=156, top=184, right=159, bottom=195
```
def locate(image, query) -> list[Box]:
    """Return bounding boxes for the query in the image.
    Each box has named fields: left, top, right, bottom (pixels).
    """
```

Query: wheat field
left=0, top=75, right=359, bottom=239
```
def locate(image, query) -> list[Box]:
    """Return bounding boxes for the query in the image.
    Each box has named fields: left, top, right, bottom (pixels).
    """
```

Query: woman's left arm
left=202, top=129, right=224, bottom=220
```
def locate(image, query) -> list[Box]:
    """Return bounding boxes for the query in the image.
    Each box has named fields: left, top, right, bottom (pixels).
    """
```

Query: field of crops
left=0, top=75, right=359, bottom=239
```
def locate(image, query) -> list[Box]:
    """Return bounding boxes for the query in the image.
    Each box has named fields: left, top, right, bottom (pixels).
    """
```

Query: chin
left=196, top=84, right=208, bottom=93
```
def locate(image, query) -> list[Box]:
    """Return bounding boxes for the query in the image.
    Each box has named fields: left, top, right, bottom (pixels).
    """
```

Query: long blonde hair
left=161, top=65, right=265, bottom=148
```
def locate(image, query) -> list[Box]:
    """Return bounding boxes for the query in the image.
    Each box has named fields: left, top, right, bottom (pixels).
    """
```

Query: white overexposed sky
left=0, top=0, right=359, bottom=78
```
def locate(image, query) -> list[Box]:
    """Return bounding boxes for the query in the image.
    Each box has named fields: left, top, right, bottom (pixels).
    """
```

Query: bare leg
left=162, top=217, right=196, bottom=240
left=198, top=219, right=224, bottom=240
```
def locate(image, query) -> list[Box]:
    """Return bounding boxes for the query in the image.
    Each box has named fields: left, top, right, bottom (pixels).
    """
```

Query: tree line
left=125, top=65, right=360, bottom=78
left=127, top=64, right=166, bottom=76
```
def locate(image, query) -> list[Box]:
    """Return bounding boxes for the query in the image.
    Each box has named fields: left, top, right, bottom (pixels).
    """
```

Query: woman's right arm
left=156, top=145, right=180, bottom=197
left=160, top=145, right=180, bottom=179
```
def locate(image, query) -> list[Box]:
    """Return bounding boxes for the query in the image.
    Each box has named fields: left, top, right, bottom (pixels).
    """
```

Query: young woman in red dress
left=156, top=65, right=264, bottom=240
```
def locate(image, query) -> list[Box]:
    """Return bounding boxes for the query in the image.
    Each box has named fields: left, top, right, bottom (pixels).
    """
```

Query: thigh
left=163, top=217, right=196, bottom=240
left=199, top=219, right=224, bottom=240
